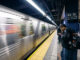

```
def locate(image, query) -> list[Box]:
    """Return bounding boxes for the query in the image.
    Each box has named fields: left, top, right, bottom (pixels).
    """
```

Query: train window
left=0, top=24, right=20, bottom=48
left=41, top=24, right=46, bottom=34
left=29, top=23, right=34, bottom=35
left=0, top=25, right=5, bottom=48
left=20, top=24, right=26, bottom=37
left=0, top=27, right=3, bottom=35
left=6, top=24, right=20, bottom=45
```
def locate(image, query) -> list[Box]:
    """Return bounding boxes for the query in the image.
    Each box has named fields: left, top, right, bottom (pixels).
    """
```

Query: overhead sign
left=66, top=13, right=78, bottom=20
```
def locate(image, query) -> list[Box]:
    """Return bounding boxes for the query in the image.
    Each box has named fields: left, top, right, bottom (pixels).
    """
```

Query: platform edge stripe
left=27, top=30, right=56, bottom=60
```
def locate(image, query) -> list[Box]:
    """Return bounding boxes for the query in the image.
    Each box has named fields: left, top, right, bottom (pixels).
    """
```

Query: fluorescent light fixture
left=26, top=0, right=46, bottom=16
left=46, top=15, right=56, bottom=25
left=46, top=16, right=57, bottom=25
left=26, top=0, right=57, bottom=25
left=0, top=11, right=21, bottom=19
left=46, top=16, right=51, bottom=21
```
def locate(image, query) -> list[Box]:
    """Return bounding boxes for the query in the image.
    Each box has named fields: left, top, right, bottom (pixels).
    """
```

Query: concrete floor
left=43, top=31, right=80, bottom=60
left=78, top=50, right=80, bottom=60
left=44, top=31, right=58, bottom=60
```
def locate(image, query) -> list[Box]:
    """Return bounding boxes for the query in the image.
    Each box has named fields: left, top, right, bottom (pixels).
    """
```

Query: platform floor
left=27, top=30, right=57, bottom=60
left=44, top=30, right=58, bottom=60
left=26, top=30, right=80, bottom=60
left=78, top=50, right=80, bottom=60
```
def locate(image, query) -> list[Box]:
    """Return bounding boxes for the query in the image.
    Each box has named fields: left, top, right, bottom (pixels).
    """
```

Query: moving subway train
left=0, top=6, right=56, bottom=60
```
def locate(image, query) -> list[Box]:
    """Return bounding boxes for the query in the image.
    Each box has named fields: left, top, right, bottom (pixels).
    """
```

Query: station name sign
left=66, top=13, right=78, bottom=20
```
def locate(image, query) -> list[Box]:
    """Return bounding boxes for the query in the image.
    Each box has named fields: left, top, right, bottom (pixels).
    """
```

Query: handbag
left=69, top=36, right=80, bottom=49
left=76, top=36, right=80, bottom=49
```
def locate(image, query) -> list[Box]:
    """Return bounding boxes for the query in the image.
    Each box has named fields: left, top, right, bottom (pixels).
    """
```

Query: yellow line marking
left=27, top=30, right=56, bottom=60
left=35, top=33, right=49, bottom=46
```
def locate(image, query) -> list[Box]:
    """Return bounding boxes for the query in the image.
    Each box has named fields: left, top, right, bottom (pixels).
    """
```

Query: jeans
left=61, top=48, right=77, bottom=60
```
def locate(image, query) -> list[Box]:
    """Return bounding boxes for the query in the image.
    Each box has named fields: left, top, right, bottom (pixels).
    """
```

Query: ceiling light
left=26, top=0, right=46, bottom=16
left=26, top=0, right=57, bottom=25
left=46, top=16, right=51, bottom=21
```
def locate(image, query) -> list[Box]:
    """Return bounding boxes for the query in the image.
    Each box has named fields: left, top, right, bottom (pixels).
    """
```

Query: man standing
left=58, top=24, right=77, bottom=60
left=57, top=25, right=62, bottom=60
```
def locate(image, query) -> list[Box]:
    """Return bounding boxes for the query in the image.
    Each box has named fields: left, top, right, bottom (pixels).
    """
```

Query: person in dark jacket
left=57, top=27, right=62, bottom=43
left=57, top=24, right=63, bottom=60
left=59, top=24, right=77, bottom=60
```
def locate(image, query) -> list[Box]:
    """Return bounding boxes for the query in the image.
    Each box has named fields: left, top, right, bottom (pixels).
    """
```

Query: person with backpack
left=59, top=24, right=77, bottom=60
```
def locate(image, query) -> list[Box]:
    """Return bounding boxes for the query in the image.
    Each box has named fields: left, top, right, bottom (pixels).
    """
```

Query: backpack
left=75, top=36, right=80, bottom=49
left=61, top=28, right=77, bottom=49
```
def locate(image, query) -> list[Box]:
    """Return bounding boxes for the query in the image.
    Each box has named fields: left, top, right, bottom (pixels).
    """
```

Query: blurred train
left=0, top=6, right=56, bottom=60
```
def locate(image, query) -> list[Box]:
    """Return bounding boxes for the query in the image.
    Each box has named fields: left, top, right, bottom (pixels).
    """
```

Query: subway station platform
left=26, top=30, right=58, bottom=60
left=26, top=30, right=80, bottom=60
left=78, top=50, right=80, bottom=60
left=0, top=0, right=80, bottom=60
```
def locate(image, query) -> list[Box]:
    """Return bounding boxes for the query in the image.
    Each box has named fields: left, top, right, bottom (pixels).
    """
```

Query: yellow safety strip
left=27, top=30, right=56, bottom=60
left=35, top=33, right=49, bottom=46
